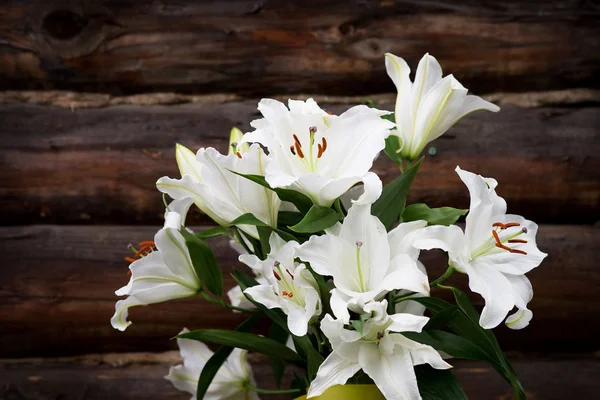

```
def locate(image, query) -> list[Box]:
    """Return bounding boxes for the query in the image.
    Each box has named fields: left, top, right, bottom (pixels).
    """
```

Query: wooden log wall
left=1, top=1, right=599, bottom=398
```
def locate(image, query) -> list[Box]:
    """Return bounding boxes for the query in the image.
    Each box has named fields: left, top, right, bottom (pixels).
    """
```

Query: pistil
left=355, top=241, right=366, bottom=292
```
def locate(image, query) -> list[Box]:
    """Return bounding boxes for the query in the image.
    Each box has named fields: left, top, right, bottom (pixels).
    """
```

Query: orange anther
left=236, top=151, right=242, bottom=159
left=317, top=143, right=324, bottom=158
left=273, top=271, right=281, bottom=281
left=508, top=239, right=528, bottom=243
left=491, top=230, right=503, bottom=246
left=504, top=222, right=520, bottom=228
left=510, top=249, right=528, bottom=255
left=286, top=269, right=294, bottom=280
left=139, top=241, right=155, bottom=246
left=293, top=134, right=302, bottom=147
left=495, top=243, right=513, bottom=252
left=492, top=222, right=506, bottom=229
left=125, top=257, right=136, bottom=263
left=295, top=142, right=305, bottom=158
left=288, top=293, right=293, bottom=298
left=321, top=137, right=327, bottom=152
left=290, top=145, right=296, bottom=156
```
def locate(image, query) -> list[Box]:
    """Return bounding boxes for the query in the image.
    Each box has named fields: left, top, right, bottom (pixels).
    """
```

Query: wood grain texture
left=0, top=0, right=598, bottom=95
left=1, top=352, right=598, bottom=400
left=1, top=100, right=598, bottom=226
left=0, top=224, right=597, bottom=358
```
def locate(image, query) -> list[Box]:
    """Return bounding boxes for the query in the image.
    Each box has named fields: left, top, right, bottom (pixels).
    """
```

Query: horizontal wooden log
left=1, top=352, right=598, bottom=400
left=0, top=224, right=597, bottom=358
left=1, top=99, right=598, bottom=225
left=0, top=1, right=598, bottom=95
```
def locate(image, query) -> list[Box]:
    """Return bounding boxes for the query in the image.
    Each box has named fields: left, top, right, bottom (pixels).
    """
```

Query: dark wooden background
left=1, top=1, right=599, bottom=399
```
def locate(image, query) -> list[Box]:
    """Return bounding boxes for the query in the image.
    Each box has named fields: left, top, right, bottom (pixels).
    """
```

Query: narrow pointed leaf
left=289, top=205, right=341, bottom=233
left=181, top=229, right=223, bottom=297
left=195, top=226, right=229, bottom=240
left=402, top=203, right=467, bottom=226
left=269, top=322, right=289, bottom=388
left=415, top=365, right=468, bottom=400
left=372, top=157, right=423, bottom=231
left=178, top=330, right=302, bottom=362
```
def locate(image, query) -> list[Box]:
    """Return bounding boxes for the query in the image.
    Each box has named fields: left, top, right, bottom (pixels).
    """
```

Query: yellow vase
left=294, top=384, right=384, bottom=400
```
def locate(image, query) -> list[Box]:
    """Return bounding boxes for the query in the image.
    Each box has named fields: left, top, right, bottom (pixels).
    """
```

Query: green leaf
left=415, top=365, right=468, bottom=400
left=403, top=330, right=491, bottom=361
left=181, top=229, right=223, bottom=297
left=289, top=205, right=342, bottom=233
left=194, top=226, right=229, bottom=240
left=269, top=322, right=289, bottom=388
left=383, top=134, right=402, bottom=164
left=292, top=334, right=325, bottom=381
left=372, top=157, right=423, bottom=231
left=278, top=211, right=304, bottom=227
left=229, top=171, right=313, bottom=213
left=195, top=316, right=258, bottom=399
left=230, top=213, right=270, bottom=227
left=402, top=203, right=467, bottom=226
left=178, top=330, right=302, bottom=362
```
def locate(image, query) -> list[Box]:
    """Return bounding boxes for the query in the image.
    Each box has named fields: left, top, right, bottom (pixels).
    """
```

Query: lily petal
left=307, top=352, right=362, bottom=398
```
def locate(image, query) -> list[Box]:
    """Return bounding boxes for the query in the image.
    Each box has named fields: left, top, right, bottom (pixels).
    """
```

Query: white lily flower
left=308, top=300, right=451, bottom=400
left=241, top=232, right=322, bottom=336
left=296, top=204, right=429, bottom=324
left=243, top=98, right=394, bottom=207
left=156, top=143, right=281, bottom=239
left=111, top=199, right=201, bottom=331
left=385, top=53, right=500, bottom=160
left=166, top=328, right=259, bottom=400
left=414, top=167, right=547, bottom=329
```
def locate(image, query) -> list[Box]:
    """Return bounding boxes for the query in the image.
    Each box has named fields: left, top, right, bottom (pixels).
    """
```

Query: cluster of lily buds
left=110, top=53, right=546, bottom=400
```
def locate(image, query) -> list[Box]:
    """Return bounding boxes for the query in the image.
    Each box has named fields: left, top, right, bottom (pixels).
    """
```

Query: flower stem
left=243, top=382, right=301, bottom=394
left=430, top=265, right=454, bottom=288
left=198, top=289, right=259, bottom=314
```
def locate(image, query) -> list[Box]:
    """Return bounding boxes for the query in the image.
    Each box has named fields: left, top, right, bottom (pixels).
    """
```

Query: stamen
left=125, top=257, right=136, bottom=263
left=510, top=249, right=528, bottom=255
left=295, top=142, right=305, bottom=158
left=290, top=145, right=296, bottom=156
left=236, top=151, right=242, bottom=159
left=492, top=222, right=507, bottom=229
left=492, top=230, right=512, bottom=251
left=491, top=230, right=502, bottom=244
left=273, top=271, right=281, bottom=281
left=504, top=222, right=520, bottom=228
left=321, top=137, right=327, bottom=153
left=293, top=134, right=302, bottom=147
left=508, top=239, right=528, bottom=243
left=317, top=143, right=324, bottom=158
left=495, top=242, right=513, bottom=252
left=139, top=241, right=154, bottom=246
left=288, top=293, right=293, bottom=298
left=286, top=269, right=295, bottom=280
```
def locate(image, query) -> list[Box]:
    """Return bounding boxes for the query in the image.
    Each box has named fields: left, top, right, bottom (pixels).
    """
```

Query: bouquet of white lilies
left=111, top=53, right=546, bottom=400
